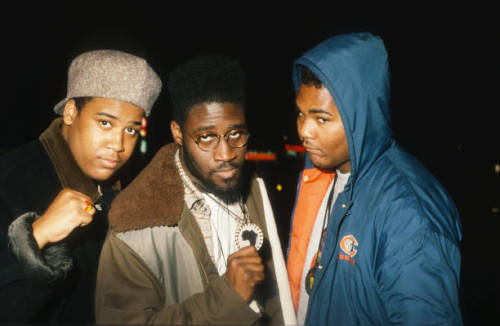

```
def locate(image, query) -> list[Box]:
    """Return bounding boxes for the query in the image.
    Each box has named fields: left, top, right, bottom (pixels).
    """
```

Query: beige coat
left=95, top=143, right=283, bottom=325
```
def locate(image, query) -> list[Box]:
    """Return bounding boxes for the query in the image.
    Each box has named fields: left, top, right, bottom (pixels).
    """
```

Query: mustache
left=210, top=162, right=241, bottom=174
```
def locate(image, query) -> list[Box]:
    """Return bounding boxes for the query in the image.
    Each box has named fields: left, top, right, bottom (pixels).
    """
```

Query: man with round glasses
left=191, top=128, right=250, bottom=152
left=95, top=55, right=287, bottom=325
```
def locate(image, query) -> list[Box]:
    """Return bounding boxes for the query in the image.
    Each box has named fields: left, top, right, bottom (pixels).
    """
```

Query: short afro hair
left=300, top=65, right=324, bottom=89
left=168, top=54, right=246, bottom=128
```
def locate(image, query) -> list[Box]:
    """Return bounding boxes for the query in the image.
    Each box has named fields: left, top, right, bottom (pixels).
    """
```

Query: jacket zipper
left=305, top=201, right=352, bottom=323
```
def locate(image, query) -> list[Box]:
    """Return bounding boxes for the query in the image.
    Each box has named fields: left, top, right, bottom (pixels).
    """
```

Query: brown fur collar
left=39, top=118, right=103, bottom=201
left=108, top=143, right=185, bottom=232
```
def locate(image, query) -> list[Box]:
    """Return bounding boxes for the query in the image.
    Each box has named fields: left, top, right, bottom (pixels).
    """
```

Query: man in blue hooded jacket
left=286, top=33, right=463, bottom=325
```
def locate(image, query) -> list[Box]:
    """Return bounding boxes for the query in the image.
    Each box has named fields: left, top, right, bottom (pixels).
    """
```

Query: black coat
left=0, top=119, right=117, bottom=323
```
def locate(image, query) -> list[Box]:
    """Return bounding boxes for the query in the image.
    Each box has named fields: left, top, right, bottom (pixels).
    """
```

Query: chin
left=311, top=160, right=336, bottom=172
left=90, top=175, right=111, bottom=182
left=88, top=170, right=115, bottom=182
left=197, top=176, right=243, bottom=203
left=310, top=157, right=326, bottom=169
left=215, top=176, right=239, bottom=189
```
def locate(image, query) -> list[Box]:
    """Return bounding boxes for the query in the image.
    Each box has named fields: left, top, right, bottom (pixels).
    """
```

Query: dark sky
left=2, top=2, right=495, bottom=155
left=1, top=2, right=497, bottom=323
left=2, top=1, right=496, bottom=202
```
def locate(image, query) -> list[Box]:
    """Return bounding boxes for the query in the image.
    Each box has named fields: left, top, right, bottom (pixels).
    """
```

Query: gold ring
left=84, top=201, right=93, bottom=213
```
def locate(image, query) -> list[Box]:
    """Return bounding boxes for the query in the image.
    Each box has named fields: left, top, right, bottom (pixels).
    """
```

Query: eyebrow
left=194, top=123, right=248, bottom=133
left=95, top=112, right=141, bottom=125
left=295, top=105, right=333, bottom=116
left=308, top=109, right=333, bottom=115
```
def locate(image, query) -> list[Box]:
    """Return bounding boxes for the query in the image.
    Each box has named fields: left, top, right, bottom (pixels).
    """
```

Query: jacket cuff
left=209, top=275, right=260, bottom=325
left=8, top=212, right=73, bottom=285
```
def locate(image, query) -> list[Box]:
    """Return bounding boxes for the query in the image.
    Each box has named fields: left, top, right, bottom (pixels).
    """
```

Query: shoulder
left=0, top=140, right=60, bottom=217
left=358, top=146, right=461, bottom=243
left=360, top=144, right=452, bottom=205
left=0, top=140, right=51, bottom=182
left=108, top=143, right=185, bottom=232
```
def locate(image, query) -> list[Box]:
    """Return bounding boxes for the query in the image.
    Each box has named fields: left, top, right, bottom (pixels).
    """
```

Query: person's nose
left=213, top=137, right=237, bottom=162
left=297, top=117, right=314, bottom=143
left=107, top=129, right=125, bottom=152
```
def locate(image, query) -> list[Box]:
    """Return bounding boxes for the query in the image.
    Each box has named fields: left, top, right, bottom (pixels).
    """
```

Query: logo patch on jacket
left=339, top=234, right=358, bottom=264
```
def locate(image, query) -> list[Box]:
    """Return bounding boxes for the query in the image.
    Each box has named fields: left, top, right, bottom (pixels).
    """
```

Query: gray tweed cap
left=54, top=49, right=162, bottom=116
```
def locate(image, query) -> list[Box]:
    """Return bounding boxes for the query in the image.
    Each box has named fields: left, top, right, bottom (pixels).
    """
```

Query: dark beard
left=182, top=143, right=247, bottom=204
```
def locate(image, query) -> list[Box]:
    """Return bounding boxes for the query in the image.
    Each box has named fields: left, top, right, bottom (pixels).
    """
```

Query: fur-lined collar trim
left=39, top=118, right=106, bottom=201
left=108, top=143, right=184, bottom=232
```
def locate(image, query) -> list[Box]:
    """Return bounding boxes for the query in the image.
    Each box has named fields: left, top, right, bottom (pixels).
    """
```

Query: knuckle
left=228, top=259, right=238, bottom=270
left=62, top=189, right=76, bottom=198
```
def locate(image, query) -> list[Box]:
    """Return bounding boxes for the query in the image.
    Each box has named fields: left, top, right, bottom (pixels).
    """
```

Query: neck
left=337, top=161, right=351, bottom=174
left=61, top=123, right=69, bottom=143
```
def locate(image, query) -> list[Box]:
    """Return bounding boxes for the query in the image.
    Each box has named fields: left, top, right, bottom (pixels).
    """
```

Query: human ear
left=170, top=120, right=183, bottom=146
left=62, top=100, right=78, bottom=126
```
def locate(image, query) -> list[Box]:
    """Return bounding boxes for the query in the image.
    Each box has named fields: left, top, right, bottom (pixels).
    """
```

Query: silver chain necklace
left=204, top=192, right=264, bottom=251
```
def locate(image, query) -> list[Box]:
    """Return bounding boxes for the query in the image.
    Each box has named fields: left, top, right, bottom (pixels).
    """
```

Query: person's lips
left=213, top=168, right=237, bottom=179
left=304, top=145, right=323, bottom=156
left=98, top=157, right=121, bottom=169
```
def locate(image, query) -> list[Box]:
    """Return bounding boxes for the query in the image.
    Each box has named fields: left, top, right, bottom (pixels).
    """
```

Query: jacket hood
left=293, top=33, right=392, bottom=180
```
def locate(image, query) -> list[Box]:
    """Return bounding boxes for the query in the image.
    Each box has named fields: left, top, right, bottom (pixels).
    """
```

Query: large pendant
left=235, top=223, right=264, bottom=251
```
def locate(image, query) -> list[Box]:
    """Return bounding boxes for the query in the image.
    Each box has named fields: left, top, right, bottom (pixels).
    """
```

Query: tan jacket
left=95, top=143, right=283, bottom=325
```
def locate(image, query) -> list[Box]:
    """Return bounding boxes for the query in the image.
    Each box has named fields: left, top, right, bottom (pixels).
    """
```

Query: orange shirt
left=287, top=168, right=335, bottom=311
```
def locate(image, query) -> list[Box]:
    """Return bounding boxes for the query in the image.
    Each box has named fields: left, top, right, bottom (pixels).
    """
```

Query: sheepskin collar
left=108, top=143, right=185, bottom=232
left=39, top=118, right=107, bottom=202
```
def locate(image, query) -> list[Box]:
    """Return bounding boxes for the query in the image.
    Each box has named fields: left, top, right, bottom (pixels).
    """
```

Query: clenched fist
left=32, top=189, right=96, bottom=249
left=225, top=245, right=265, bottom=302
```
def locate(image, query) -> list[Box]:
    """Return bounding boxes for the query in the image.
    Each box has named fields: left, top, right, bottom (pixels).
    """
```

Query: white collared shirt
left=202, top=194, right=261, bottom=314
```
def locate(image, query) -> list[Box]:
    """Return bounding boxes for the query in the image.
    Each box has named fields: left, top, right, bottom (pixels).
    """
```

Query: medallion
left=235, top=223, right=264, bottom=251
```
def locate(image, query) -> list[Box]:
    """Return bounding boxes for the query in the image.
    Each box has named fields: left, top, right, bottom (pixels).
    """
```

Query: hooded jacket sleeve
left=375, top=204, right=463, bottom=325
left=95, top=231, right=260, bottom=325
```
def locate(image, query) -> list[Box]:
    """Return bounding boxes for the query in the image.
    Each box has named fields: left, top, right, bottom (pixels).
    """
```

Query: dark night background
left=1, top=2, right=497, bottom=324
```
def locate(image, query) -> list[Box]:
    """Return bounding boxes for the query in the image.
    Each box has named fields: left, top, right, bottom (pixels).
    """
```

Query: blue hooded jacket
left=290, top=33, right=463, bottom=325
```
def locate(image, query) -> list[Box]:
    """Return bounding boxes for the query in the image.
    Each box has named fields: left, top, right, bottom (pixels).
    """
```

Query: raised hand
left=32, top=189, right=96, bottom=248
left=225, top=245, right=265, bottom=302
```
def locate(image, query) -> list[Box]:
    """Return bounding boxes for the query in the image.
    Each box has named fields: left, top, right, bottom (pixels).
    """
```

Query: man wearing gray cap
left=0, top=49, right=162, bottom=323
